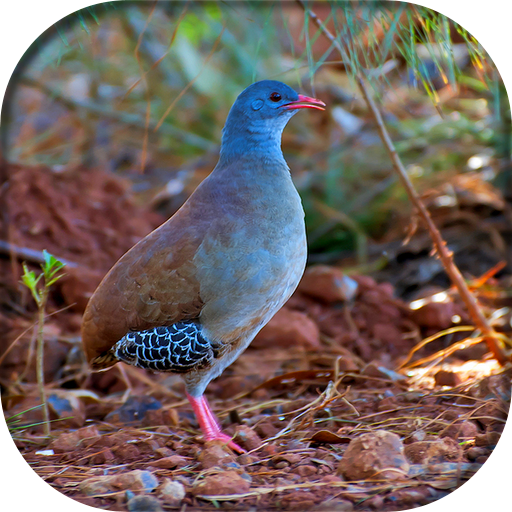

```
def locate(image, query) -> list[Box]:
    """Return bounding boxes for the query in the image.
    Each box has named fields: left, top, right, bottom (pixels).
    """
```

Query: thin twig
left=0, top=240, right=78, bottom=268
left=18, top=77, right=216, bottom=152
left=297, top=0, right=508, bottom=364
left=155, top=25, right=226, bottom=131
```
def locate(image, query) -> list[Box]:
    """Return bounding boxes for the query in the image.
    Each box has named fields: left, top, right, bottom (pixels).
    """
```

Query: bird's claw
left=206, top=432, right=246, bottom=454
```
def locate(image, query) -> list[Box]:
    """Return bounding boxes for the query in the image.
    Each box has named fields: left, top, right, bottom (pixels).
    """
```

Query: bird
left=81, top=80, right=325, bottom=452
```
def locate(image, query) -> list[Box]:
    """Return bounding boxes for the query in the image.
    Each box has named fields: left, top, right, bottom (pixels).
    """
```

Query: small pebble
left=296, top=465, right=317, bottom=477
left=434, top=370, right=461, bottom=387
left=159, top=479, right=186, bottom=507
left=314, top=499, right=353, bottom=511
left=150, top=455, right=187, bottom=469
left=234, top=425, right=263, bottom=450
left=127, top=495, right=163, bottom=512
left=199, top=442, right=236, bottom=470
left=337, top=430, right=409, bottom=480
left=192, top=470, right=250, bottom=496
left=466, top=446, right=487, bottom=461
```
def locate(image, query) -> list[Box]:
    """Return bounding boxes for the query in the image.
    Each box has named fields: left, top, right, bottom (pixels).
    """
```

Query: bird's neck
left=218, top=122, right=287, bottom=168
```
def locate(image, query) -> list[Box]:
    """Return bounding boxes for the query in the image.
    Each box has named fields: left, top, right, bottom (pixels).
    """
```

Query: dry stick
left=298, top=1, right=508, bottom=365
left=0, top=240, right=78, bottom=268
left=36, top=286, right=51, bottom=437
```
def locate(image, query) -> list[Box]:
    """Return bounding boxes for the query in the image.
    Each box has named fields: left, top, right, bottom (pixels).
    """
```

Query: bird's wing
left=81, top=201, right=207, bottom=365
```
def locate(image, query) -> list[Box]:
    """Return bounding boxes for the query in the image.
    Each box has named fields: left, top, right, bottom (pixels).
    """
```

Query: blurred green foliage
left=2, top=1, right=510, bottom=261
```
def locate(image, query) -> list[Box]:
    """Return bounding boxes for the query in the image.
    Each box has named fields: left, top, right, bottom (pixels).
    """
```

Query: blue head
left=220, top=80, right=324, bottom=163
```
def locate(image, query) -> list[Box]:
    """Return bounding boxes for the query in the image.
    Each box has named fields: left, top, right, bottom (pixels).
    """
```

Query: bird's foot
left=205, top=432, right=245, bottom=454
left=187, top=392, right=246, bottom=453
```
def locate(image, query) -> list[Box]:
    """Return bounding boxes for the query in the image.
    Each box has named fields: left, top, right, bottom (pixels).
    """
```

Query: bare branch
left=297, top=0, right=508, bottom=365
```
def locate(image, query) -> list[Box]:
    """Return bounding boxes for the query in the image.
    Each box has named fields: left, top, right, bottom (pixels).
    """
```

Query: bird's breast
left=193, top=173, right=307, bottom=346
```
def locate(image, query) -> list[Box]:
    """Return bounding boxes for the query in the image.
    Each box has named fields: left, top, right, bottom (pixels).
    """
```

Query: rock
left=50, top=431, right=81, bottom=453
left=271, top=452, right=302, bottom=466
left=236, top=453, right=255, bottom=466
left=296, top=465, right=317, bottom=477
left=151, top=455, right=187, bottom=469
left=475, top=431, right=501, bottom=447
left=321, top=475, right=343, bottom=484
left=471, top=402, right=508, bottom=428
left=337, top=430, right=409, bottom=480
left=252, top=308, right=320, bottom=350
left=113, top=470, right=159, bottom=492
left=260, top=443, right=279, bottom=457
left=90, top=448, right=116, bottom=465
left=459, top=420, right=479, bottom=440
left=254, top=417, right=279, bottom=438
left=199, top=442, right=237, bottom=470
left=112, top=444, right=141, bottom=461
left=375, top=396, right=396, bottom=413
left=79, top=469, right=154, bottom=495
left=159, top=479, right=186, bottom=507
left=224, top=461, right=245, bottom=474
left=154, top=447, right=173, bottom=458
left=233, top=425, right=263, bottom=451
left=314, top=499, right=353, bottom=511
left=385, top=488, right=430, bottom=507
left=466, top=446, right=488, bottom=461
left=439, top=423, right=460, bottom=439
left=79, top=476, right=114, bottom=496
left=155, top=425, right=172, bottom=435
left=192, top=470, right=250, bottom=496
left=401, top=391, right=426, bottom=403
left=440, top=420, right=479, bottom=440
left=425, top=437, right=462, bottom=463
left=365, top=495, right=384, bottom=509
left=127, top=495, right=164, bottom=512
left=76, top=425, right=101, bottom=443
left=280, top=491, right=316, bottom=510
left=404, top=442, right=429, bottom=464
left=410, top=301, right=457, bottom=329
left=298, top=265, right=358, bottom=303
left=162, top=408, right=180, bottom=427
left=404, top=438, right=462, bottom=464
left=434, top=370, right=461, bottom=387
left=404, top=430, right=426, bottom=444
left=142, top=408, right=164, bottom=426
left=105, top=396, right=162, bottom=425
left=47, top=390, right=86, bottom=428
left=408, top=462, right=479, bottom=479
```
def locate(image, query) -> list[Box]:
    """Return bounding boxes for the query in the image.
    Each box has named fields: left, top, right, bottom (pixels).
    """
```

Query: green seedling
left=20, top=251, right=65, bottom=438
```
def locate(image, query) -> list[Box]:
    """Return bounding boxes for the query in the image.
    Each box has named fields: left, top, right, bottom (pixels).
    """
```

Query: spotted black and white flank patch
left=112, top=322, right=216, bottom=372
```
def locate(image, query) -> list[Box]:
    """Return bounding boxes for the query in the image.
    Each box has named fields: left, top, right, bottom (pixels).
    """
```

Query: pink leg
left=186, top=392, right=245, bottom=453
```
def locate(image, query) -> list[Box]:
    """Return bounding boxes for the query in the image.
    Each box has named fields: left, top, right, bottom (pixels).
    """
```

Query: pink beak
left=281, top=94, right=326, bottom=111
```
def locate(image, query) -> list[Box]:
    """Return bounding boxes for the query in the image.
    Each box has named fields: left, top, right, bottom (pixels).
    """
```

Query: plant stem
left=36, top=288, right=50, bottom=437
left=297, top=0, right=508, bottom=364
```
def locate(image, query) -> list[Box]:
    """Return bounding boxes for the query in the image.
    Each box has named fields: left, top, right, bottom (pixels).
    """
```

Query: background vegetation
left=3, top=0, right=509, bottom=271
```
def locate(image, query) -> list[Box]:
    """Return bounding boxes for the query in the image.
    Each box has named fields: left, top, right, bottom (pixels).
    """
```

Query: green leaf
left=21, top=263, right=42, bottom=304
left=41, top=250, right=66, bottom=282
left=6, top=405, right=43, bottom=424
left=46, top=273, right=66, bottom=287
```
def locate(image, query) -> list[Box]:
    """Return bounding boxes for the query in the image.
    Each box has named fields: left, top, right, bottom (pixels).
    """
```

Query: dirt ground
left=1, top=161, right=510, bottom=511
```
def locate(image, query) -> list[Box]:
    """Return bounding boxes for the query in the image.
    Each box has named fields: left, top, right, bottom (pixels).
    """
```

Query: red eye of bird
left=269, top=92, right=282, bottom=102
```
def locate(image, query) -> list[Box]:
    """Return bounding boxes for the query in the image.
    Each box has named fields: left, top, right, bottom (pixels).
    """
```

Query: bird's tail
left=90, top=350, right=119, bottom=371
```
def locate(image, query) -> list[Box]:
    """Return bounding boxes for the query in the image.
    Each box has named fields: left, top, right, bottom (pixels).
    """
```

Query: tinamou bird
left=81, top=80, right=325, bottom=452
